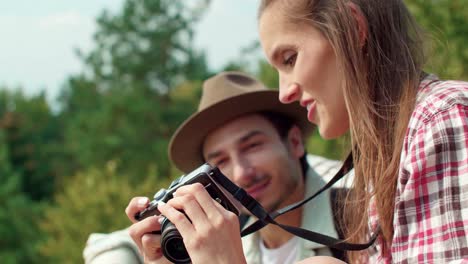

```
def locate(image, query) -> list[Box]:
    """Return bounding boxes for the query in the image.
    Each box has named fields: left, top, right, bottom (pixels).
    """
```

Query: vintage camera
left=135, top=163, right=241, bottom=264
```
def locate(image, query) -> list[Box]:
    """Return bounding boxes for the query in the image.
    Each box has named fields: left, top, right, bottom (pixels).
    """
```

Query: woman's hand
left=125, top=197, right=172, bottom=264
left=157, top=183, right=246, bottom=264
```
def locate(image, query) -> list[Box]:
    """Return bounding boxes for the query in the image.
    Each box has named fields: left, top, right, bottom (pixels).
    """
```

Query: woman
left=257, top=0, right=468, bottom=263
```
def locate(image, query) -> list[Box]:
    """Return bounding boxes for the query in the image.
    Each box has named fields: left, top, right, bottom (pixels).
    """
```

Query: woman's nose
left=279, top=81, right=301, bottom=104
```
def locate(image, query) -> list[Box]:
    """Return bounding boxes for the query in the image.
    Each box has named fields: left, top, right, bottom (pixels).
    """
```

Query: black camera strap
left=210, top=153, right=379, bottom=251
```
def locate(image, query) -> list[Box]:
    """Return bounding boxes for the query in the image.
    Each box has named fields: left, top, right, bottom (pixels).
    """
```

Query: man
left=84, top=71, right=346, bottom=264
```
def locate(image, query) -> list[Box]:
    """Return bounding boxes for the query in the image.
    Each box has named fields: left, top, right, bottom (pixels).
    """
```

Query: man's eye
left=246, top=142, right=261, bottom=150
left=215, top=159, right=227, bottom=167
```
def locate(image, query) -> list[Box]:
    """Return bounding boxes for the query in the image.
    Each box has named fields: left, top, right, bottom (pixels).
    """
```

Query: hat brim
left=168, top=90, right=313, bottom=173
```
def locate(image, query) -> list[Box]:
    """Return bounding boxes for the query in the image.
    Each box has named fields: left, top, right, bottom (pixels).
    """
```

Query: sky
left=0, top=0, right=260, bottom=104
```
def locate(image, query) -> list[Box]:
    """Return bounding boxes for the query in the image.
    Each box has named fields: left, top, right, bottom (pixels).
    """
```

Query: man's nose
left=232, top=159, right=256, bottom=186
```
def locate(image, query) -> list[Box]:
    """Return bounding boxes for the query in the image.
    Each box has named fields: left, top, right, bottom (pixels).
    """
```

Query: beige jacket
left=83, top=229, right=142, bottom=264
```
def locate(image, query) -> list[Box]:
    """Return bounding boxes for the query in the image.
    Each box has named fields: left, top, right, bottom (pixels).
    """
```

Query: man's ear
left=287, top=125, right=305, bottom=158
left=347, top=2, right=368, bottom=47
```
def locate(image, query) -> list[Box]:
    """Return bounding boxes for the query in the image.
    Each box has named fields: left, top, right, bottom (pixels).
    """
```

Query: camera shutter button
left=169, top=177, right=182, bottom=188
left=153, top=189, right=167, bottom=200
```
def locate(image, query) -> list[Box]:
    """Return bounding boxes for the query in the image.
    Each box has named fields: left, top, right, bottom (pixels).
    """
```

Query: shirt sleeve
left=86, top=247, right=142, bottom=264
left=393, top=103, right=468, bottom=262
left=83, top=230, right=143, bottom=264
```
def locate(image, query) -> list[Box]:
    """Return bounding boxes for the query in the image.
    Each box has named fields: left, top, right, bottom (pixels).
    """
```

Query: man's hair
left=258, top=111, right=309, bottom=175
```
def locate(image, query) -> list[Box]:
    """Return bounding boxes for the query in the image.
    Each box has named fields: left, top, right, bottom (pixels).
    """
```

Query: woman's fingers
left=125, top=196, right=150, bottom=223
left=152, top=183, right=244, bottom=263
left=174, top=183, right=226, bottom=220
left=141, top=232, right=166, bottom=262
left=166, top=183, right=240, bottom=234
left=166, top=193, right=209, bottom=226
left=157, top=201, right=195, bottom=236
left=160, top=184, right=240, bottom=250
left=126, top=196, right=174, bottom=263
left=128, top=215, right=162, bottom=251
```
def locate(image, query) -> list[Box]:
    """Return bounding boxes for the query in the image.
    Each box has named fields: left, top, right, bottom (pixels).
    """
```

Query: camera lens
left=161, top=218, right=190, bottom=264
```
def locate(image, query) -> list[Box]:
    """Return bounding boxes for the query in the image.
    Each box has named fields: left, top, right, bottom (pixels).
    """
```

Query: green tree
left=38, top=163, right=174, bottom=263
left=0, top=131, right=43, bottom=263
left=0, top=89, right=64, bottom=201
left=407, top=0, right=468, bottom=79
left=58, top=0, right=212, bottom=181
left=39, top=2, right=213, bottom=261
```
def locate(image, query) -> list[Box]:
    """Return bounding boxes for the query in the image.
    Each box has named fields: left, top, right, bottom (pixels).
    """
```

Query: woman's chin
left=318, top=125, right=348, bottom=140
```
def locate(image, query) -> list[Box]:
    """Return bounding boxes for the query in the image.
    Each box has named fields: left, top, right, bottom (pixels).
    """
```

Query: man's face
left=202, top=114, right=305, bottom=212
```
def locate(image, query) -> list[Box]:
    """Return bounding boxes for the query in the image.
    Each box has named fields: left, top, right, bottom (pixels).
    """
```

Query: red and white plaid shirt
left=368, top=75, right=468, bottom=264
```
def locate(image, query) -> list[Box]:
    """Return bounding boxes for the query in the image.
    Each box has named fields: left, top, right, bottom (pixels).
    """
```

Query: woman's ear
left=287, top=125, right=305, bottom=158
left=347, top=2, right=368, bottom=47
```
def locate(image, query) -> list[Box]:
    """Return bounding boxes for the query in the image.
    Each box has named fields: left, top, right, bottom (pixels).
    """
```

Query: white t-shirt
left=259, top=237, right=299, bottom=264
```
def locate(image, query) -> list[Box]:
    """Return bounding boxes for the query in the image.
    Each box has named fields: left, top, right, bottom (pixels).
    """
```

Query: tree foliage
left=58, top=0, right=211, bottom=181
left=38, top=162, right=174, bottom=264
left=0, top=131, right=43, bottom=264
left=0, top=90, right=63, bottom=201
left=37, top=1, right=212, bottom=262
left=407, top=0, right=468, bottom=79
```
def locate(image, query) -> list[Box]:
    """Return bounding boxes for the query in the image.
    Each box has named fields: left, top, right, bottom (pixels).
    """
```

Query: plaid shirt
left=368, top=75, right=468, bottom=264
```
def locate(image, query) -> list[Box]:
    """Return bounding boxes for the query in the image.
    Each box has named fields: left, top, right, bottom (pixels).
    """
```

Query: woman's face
left=259, top=5, right=350, bottom=139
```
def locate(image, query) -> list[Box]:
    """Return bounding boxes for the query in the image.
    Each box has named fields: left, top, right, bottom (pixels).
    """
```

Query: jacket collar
left=241, top=166, right=339, bottom=262
left=300, top=167, right=338, bottom=250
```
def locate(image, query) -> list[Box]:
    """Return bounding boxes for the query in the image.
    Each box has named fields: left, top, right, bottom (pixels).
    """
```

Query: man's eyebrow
left=205, top=150, right=222, bottom=162
left=238, top=130, right=264, bottom=144
left=205, top=130, right=265, bottom=161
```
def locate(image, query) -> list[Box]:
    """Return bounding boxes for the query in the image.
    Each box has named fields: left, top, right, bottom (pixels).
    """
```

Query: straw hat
left=168, top=71, right=312, bottom=173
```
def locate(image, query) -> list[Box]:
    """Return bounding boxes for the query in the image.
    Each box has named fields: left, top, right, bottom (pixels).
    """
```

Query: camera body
left=135, top=163, right=240, bottom=221
left=135, top=163, right=241, bottom=263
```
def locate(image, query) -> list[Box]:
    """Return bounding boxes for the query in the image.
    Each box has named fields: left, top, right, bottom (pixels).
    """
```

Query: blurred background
left=0, top=0, right=466, bottom=263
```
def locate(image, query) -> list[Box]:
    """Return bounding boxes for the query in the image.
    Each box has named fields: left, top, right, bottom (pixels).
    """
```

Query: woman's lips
left=306, top=101, right=317, bottom=122
left=245, top=179, right=270, bottom=199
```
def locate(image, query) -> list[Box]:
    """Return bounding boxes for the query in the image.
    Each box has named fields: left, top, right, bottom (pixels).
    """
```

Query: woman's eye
left=282, top=52, right=297, bottom=67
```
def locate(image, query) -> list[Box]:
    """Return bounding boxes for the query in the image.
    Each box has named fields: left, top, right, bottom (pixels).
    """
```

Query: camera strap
left=210, top=152, right=379, bottom=251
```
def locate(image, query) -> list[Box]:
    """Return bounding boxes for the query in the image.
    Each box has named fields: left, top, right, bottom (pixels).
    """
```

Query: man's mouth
left=245, top=179, right=270, bottom=199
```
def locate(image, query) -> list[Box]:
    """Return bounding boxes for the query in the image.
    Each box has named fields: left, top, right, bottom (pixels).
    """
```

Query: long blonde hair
left=259, top=0, right=425, bottom=261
